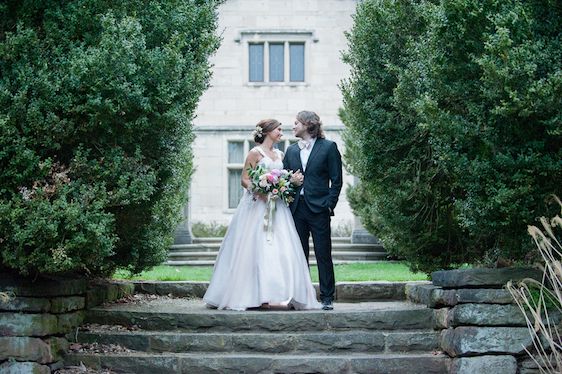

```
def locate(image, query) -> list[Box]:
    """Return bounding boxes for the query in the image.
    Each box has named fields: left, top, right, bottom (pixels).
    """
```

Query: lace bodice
left=255, top=147, right=284, bottom=170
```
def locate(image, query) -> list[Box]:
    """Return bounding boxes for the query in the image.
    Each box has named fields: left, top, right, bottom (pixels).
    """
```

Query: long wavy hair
left=297, top=110, right=325, bottom=139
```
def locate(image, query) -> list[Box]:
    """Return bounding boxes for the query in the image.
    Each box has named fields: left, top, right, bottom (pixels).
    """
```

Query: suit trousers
left=293, top=200, right=335, bottom=302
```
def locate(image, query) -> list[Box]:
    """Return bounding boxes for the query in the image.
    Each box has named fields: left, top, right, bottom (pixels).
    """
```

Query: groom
left=283, top=110, right=343, bottom=310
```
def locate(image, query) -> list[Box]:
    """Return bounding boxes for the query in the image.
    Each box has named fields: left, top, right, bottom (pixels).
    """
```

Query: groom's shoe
left=321, top=300, right=334, bottom=311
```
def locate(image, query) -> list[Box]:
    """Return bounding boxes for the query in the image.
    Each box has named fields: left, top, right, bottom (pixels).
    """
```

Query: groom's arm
left=327, top=142, right=343, bottom=211
left=282, top=152, right=290, bottom=170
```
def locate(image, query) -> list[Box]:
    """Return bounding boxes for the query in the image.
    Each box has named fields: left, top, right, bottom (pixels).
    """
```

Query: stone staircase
left=167, top=237, right=388, bottom=266
left=63, top=282, right=450, bottom=373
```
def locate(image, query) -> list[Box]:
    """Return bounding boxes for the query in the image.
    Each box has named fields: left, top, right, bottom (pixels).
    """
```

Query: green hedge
left=0, top=0, right=220, bottom=276
left=341, top=0, right=562, bottom=273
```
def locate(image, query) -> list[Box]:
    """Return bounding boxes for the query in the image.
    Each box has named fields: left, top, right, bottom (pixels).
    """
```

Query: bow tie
left=298, top=140, right=312, bottom=150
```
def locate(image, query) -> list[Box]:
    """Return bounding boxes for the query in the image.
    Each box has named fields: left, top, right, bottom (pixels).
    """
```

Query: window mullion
left=264, top=41, right=270, bottom=83
left=283, top=42, right=291, bottom=82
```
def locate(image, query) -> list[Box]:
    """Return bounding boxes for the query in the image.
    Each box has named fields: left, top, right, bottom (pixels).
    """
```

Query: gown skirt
left=203, top=190, right=322, bottom=311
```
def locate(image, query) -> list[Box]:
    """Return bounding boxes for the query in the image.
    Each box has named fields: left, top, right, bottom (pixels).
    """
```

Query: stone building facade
left=183, top=0, right=359, bottom=239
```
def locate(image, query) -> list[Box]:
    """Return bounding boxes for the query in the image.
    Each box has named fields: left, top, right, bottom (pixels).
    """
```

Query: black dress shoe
left=321, top=300, right=333, bottom=311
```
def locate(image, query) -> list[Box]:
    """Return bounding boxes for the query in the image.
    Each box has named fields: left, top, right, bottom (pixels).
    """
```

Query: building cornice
left=235, top=29, right=319, bottom=43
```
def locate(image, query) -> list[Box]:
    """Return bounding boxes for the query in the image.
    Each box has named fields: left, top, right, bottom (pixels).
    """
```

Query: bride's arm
left=241, top=148, right=261, bottom=190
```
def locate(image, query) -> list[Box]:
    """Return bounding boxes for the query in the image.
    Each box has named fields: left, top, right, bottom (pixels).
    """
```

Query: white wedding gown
left=203, top=148, right=322, bottom=311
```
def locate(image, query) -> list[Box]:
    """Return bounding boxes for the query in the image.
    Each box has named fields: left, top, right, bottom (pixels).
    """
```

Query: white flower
left=251, top=125, right=264, bottom=138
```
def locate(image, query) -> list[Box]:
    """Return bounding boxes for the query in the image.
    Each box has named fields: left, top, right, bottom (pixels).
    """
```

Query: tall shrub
left=413, top=0, right=562, bottom=262
left=341, top=0, right=470, bottom=273
left=341, top=0, right=562, bottom=273
left=0, top=0, right=220, bottom=276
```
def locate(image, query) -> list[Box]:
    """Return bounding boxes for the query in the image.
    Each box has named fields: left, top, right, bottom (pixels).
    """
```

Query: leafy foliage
left=341, top=0, right=562, bottom=273
left=0, top=0, right=220, bottom=276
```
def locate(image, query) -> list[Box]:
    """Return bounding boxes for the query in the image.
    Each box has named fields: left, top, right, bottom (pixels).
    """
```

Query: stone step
left=75, top=329, right=440, bottom=354
left=165, top=259, right=390, bottom=266
left=170, top=242, right=385, bottom=252
left=167, top=250, right=387, bottom=261
left=65, top=351, right=450, bottom=374
left=191, top=236, right=353, bottom=244
left=131, top=280, right=418, bottom=301
left=85, top=300, right=436, bottom=332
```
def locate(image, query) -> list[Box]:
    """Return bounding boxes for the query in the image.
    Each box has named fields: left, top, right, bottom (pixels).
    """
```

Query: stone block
left=0, top=313, right=58, bottom=336
left=57, top=311, right=85, bottom=333
left=103, top=355, right=181, bottom=373
left=431, top=268, right=541, bottom=288
left=0, top=361, right=50, bottom=374
left=76, top=330, right=149, bottom=352
left=350, top=354, right=451, bottom=374
left=451, top=355, right=517, bottom=374
left=409, top=287, right=517, bottom=308
left=133, top=281, right=157, bottom=295
left=134, top=281, right=208, bottom=298
left=85, top=281, right=134, bottom=308
left=117, top=281, right=135, bottom=297
left=434, top=308, right=450, bottom=329
left=157, top=282, right=208, bottom=298
left=85, top=287, right=106, bottom=309
left=46, top=337, right=69, bottom=362
left=518, top=356, right=556, bottom=374
left=48, top=360, right=65, bottom=372
left=0, top=277, right=87, bottom=297
left=405, top=283, right=439, bottom=306
left=448, top=304, right=526, bottom=327
left=431, top=289, right=458, bottom=307
left=50, top=296, right=85, bottom=313
left=336, top=282, right=405, bottom=301
left=441, top=326, right=532, bottom=357
left=385, top=331, right=440, bottom=352
left=0, top=337, right=51, bottom=363
left=456, top=288, right=514, bottom=304
left=0, top=297, right=51, bottom=313
left=406, top=283, right=458, bottom=307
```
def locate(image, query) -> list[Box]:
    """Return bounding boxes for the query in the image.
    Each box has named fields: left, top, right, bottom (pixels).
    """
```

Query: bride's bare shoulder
left=245, top=147, right=262, bottom=163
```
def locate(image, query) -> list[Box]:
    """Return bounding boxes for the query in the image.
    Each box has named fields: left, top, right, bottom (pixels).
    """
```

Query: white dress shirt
left=299, top=137, right=316, bottom=195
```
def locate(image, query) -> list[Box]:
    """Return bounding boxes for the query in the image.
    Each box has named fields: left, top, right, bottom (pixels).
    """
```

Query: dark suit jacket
left=283, top=138, right=343, bottom=215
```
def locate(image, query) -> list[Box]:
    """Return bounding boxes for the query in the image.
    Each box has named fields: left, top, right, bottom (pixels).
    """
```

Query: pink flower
left=267, top=173, right=279, bottom=184
left=272, top=188, right=279, bottom=195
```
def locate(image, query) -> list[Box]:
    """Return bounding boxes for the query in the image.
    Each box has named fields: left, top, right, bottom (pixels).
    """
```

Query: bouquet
left=247, top=165, right=303, bottom=240
left=247, top=165, right=301, bottom=205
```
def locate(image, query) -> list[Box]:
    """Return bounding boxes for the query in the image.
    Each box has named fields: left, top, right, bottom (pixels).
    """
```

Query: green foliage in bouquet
left=0, top=0, right=221, bottom=276
left=341, top=0, right=562, bottom=273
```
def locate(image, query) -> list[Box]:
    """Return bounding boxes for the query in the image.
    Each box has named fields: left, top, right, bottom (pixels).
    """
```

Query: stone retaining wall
left=0, top=276, right=134, bottom=373
left=407, top=268, right=545, bottom=374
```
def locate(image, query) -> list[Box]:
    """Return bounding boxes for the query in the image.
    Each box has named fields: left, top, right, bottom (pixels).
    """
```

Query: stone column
left=173, top=198, right=193, bottom=245
left=351, top=216, right=379, bottom=244
left=350, top=177, right=379, bottom=244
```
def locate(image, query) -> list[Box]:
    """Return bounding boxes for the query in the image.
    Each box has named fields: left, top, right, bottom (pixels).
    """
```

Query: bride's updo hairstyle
left=252, top=119, right=281, bottom=144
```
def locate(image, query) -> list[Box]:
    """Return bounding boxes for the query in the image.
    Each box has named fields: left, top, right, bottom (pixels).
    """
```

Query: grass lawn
left=113, top=262, right=429, bottom=282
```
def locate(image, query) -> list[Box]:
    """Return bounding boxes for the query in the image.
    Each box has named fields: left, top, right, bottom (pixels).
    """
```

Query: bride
left=203, top=119, right=322, bottom=311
